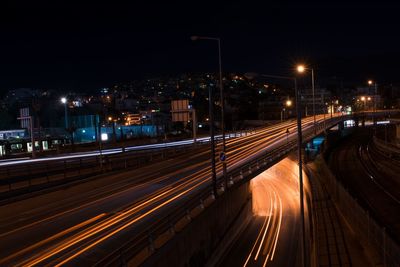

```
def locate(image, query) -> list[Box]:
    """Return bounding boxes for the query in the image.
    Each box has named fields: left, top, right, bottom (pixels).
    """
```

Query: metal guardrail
left=0, top=142, right=208, bottom=199
left=0, top=129, right=257, bottom=199
left=93, top=116, right=347, bottom=266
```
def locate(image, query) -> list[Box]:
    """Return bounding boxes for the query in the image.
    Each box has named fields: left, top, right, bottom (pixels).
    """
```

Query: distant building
left=301, top=88, right=331, bottom=115
left=4, top=88, right=40, bottom=108
left=0, top=129, right=28, bottom=140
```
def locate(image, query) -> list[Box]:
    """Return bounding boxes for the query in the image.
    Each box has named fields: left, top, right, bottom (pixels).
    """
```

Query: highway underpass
left=219, top=157, right=305, bottom=267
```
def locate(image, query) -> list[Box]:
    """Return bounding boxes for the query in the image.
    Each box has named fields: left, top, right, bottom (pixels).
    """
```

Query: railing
left=0, top=129, right=258, bottom=200
left=93, top=116, right=348, bottom=266
left=0, top=142, right=207, bottom=200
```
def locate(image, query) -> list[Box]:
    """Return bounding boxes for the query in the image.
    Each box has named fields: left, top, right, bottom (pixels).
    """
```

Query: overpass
left=0, top=110, right=398, bottom=266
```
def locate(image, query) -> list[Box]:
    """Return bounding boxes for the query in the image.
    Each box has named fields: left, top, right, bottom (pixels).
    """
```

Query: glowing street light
left=367, top=79, right=378, bottom=114
left=296, top=64, right=316, bottom=134
left=297, top=64, right=305, bottom=73
left=60, top=97, right=68, bottom=129
left=286, top=99, right=292, bottom=107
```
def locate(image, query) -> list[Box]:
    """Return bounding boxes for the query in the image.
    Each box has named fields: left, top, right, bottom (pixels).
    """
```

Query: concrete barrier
left=140, top=181, right=252, bottom=267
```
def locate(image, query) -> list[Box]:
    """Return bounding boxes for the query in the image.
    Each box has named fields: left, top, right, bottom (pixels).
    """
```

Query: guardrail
left=0, top=142, right=208, bottom=200
left=93, top=116, right=347, bottom=266
left=0, top=129, right=258, bottom=200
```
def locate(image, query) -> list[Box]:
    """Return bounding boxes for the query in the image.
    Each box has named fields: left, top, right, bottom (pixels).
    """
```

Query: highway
left=220, top=157, right=304, bottom=267
left=0, top=135, right=228, bottom=167
left=0, top=115, right=334, bottom=266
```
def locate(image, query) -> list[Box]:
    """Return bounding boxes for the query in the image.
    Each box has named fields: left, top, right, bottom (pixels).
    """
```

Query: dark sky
left=1, top=1, right=400, bottom=92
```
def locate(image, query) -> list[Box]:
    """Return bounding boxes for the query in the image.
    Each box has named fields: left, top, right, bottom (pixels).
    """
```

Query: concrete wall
left=141, top=182, right=252, bottom=267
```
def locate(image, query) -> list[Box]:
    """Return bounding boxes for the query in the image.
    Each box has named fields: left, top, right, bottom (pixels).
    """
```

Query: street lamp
left=281, top=99, right=292, bottom=121
left=108, top=116, right=117, bottom=143
left=297, top=64, right=316, bottom=134
left=61, top=97, right=68, bottom=129
left=259, top=73, right=306, bottom=267
left=360, top=96, right=367, bottom=111
left=368, top=79, right=378, bottom=114
left=191, top=35, right=227, bottom=190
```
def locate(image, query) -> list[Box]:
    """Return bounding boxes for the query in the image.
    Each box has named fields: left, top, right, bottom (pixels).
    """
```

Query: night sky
left=1, top=1, right=400, bottom=92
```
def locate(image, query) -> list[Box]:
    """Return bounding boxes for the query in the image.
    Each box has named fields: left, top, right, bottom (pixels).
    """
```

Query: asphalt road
left=0, top=115, right=331, bottom=266
left=219, top=158, right=302, bottom=267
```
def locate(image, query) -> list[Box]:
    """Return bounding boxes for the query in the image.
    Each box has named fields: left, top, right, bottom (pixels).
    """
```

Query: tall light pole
left=368, top=80, right=378, bottom=125
left=260, top=73, right=306, bottom=267
left=208, top=86, right=217, bottom=197
left=61, top=97, right=68, bottom=129
left=191, top=35, right=227, bottom=189
left=281, top=99, right=292, bottom=121
left=297, top=64, right=316, bottom=134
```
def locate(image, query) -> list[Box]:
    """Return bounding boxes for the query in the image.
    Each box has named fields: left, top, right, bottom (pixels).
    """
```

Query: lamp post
left=281, top=99, right=292, bottom=122
left=208, top=86, right=217, bottom=197
left=260, top=73, right=306, bottom=267
left=191, top=35, right=227, bottom=190
left=108, top=116, right=117, bottom=143
left=61, top=97, right=68, bottom=129
left=368, top=80, right=378, bottom=126
left=297, top=64, right=316, bottom=134
left=368, top=80, right=378, bottom=112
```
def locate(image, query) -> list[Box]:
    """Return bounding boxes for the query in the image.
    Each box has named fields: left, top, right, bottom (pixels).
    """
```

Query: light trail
left=270, top=193, right=283, bottom=260
left=0, top=213, right=107, bottom=265
left=2, top=115, right=331, bottom=265
left=254, top=190, right=275, bottom=261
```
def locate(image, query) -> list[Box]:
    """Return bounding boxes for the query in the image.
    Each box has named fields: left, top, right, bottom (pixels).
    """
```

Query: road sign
left=171, top=99, right=190, bottom=122
left=219, top=151, right=226, bottom=162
